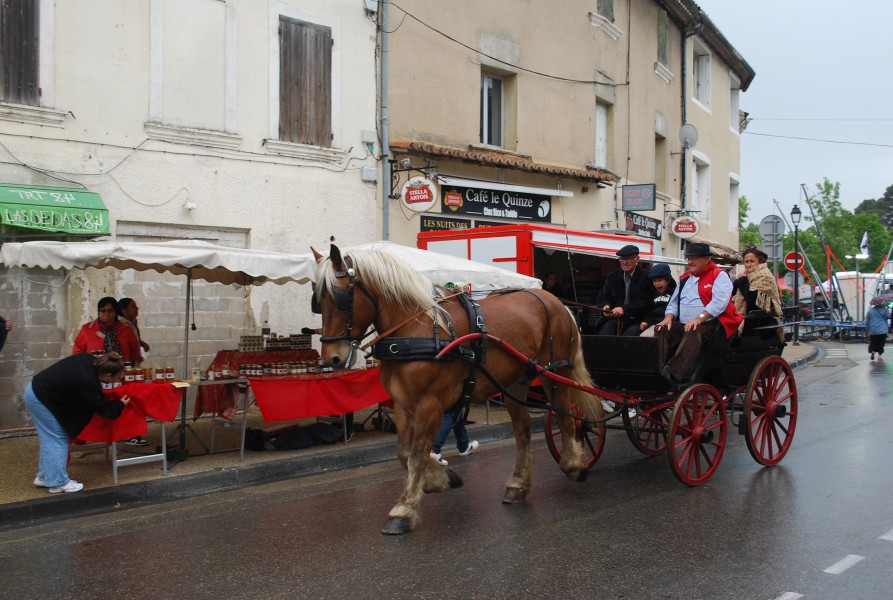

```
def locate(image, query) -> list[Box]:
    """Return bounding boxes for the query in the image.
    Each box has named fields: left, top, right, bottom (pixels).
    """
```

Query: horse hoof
left=574, top=469, right=589, bottom=483
left=381, top=517, right=413, bottom=535
left=502, top=487, right=527, bottom=504
left=446, top=468, right=464, bottom=489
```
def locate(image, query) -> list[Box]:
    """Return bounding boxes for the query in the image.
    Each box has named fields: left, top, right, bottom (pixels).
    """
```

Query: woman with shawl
left=732, top=246, right=784, bottom=340
left=72, top=297, right=140, bottom=364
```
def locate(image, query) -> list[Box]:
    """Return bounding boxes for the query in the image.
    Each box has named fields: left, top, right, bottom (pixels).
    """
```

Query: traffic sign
left=759, top=215, right=785, bottom=239
left=783, top=251, right=804, bottom=270
left=762, top=240, right=782, bottom=260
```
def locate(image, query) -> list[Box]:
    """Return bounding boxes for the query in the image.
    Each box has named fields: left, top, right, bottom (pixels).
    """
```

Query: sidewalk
left=0, top=341, right=818, bottom=529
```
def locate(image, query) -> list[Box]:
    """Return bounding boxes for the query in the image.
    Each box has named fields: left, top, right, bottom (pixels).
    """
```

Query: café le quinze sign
left=442, top=185, right=551, bottom=222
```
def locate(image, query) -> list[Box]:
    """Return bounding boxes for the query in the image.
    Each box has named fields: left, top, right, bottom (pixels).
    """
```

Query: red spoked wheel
left=545, top=406, right=605, bottom=469
left=622, top=400, right=671, bottom=456
left=744, top=356, right=798, bottom=466
left=667, top=384, right=727, bottom=486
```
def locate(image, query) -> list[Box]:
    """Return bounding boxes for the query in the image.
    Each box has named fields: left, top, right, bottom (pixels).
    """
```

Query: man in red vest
left=655, top=243, right=743, bottom=385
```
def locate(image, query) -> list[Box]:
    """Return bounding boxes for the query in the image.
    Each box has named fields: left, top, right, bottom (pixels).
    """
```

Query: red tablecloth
left=195, top=349, right=320, bottom=418
left=248, top=368, right=389, bottom=422
left=77, top=382, right=184, bottom=443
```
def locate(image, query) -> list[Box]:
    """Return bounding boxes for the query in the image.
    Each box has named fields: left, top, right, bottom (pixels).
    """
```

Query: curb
left=0, top=419, right=538, bottom=530
left=786, top=342, right=819, bottom=370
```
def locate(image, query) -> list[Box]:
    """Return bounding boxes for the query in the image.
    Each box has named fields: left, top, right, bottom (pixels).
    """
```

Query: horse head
left=312, top=244, right=379, bottom=369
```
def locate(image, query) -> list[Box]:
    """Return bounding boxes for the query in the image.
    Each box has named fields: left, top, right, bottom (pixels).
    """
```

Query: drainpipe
left=680, top=31, right=689, bottom=211
left=380, top=0, right=390, bottom=240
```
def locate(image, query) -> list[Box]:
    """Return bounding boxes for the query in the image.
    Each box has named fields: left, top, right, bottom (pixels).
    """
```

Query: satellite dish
left=679, top=123, right=699, bottom=149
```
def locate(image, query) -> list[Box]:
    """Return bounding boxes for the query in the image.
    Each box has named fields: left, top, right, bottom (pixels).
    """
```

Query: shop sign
left=441, top=185, right=551, bottom=222
left=0, top=184, right=109, bottom=236
left=400, top=176, right=438, bottom=213
left=420, top=215, right=470, bottom=232
left=625, top=211, right=662, bottom=240
left=670, top=214, right=700, bottom=239
left=622, top=183, right=656, bottom=211
left=473, top=220, right=507, bottom=228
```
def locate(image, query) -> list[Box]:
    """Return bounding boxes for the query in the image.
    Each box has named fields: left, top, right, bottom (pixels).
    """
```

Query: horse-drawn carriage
left=312, top=244, right=798, bottom=534
left=541, top=329, right=797, bottom=486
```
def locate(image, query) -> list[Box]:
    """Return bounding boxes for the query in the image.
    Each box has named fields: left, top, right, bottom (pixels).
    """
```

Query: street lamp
left=790, top=205, right=802, bottom=344
left=845, top=253, right=869, bottom=322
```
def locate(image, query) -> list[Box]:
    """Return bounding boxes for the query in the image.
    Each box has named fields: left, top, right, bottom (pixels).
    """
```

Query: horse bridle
left=311, top=255, right=379, bottom=366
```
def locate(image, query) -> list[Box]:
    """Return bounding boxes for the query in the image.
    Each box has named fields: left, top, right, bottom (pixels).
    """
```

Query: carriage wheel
left=744, top=356, right=798, bottom=466
left=545, top=407, right=605, bottom=469
left=667, top=384, right=727, bottom=486
left=622, top=401, right=670, bottom=455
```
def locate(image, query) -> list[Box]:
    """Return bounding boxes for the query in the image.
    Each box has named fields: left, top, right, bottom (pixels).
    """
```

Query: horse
left=312, top=244, right=603, bottom=535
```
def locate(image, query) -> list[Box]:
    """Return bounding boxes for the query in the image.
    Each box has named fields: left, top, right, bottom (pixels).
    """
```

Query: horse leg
left=553, top=379, right=591, bottom=482
left=501, top=383, right=533, bottom=504
left=382, top=397, right=462, bottom=535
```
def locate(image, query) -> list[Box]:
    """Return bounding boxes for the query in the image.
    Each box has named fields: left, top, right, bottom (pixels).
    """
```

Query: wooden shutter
left=279, top=17, right=332, bottom=147
left=1, top=0, right=40, bottom=106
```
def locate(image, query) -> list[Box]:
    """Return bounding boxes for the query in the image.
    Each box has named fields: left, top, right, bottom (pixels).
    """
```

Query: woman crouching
left=24, top=353, right=131, bottom=493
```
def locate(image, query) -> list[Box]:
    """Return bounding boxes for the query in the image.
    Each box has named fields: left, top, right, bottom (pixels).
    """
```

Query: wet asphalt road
left=1, top=341, right=892, bottom=600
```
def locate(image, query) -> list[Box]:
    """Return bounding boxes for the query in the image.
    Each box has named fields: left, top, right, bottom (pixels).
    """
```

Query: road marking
left=880, top=527, right=893, bottom=541
left=773, top=593, right=803, bottom=600
left=823, top=554, right=865, bottom=574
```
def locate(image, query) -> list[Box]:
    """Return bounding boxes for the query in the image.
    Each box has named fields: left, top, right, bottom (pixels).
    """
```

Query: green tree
left=782, top=178, right=892, bottom=280
left=737, top=195, right=761, bottom=248
left=854, top=184, right=893, bottom=231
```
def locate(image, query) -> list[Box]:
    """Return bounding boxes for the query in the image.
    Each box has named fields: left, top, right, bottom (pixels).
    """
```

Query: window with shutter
left=279, top=17, right=332, bottom=147
left=1, top=0, right=40, bottom=106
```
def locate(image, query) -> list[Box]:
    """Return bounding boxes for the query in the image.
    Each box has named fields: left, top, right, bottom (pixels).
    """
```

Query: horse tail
left=565, top=307, right=605, bottom=420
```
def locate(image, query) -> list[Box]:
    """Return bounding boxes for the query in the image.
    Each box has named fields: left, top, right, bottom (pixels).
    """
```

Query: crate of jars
left=264, top=336, right=293, bottom=351
left=289, top=334, right=312, bottom=349
left=238, top=335, right=264, bottom=352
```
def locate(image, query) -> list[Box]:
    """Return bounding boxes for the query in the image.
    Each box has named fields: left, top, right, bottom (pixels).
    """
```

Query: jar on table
left=124, top=367, right=135, bottom=384
left=154, top=368, right=166, bottom=383
left=134, top=368, right=144, bottom=383
left=165, top=367, right=175, bottom=380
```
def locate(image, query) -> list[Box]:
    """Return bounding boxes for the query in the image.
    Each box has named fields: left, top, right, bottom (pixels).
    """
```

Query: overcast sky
left=694, top=0, right=893, bottom=225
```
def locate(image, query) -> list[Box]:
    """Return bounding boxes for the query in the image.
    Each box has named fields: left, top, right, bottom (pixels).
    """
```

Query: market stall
left=1, top=239, right=317, bottom=458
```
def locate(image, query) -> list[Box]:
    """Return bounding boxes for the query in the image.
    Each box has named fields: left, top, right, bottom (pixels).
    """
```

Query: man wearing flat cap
left=654, top=242, right=743, bottom=385
left=593, top=244, right=652, bottom=336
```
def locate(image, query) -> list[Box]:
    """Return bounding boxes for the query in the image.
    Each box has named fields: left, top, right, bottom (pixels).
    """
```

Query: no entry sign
left=783, top=251, right=804, bottom=270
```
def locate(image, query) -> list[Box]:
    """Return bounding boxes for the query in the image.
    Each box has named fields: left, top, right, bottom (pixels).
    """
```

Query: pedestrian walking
left=430, top=403, right=478, bottom=466
left=866, top=297, right=890, bottom=361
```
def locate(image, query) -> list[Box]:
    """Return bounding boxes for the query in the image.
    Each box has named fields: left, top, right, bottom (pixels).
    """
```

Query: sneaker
left=33, top=476, right=46, bottom=487
left=879, top=356, right=885, bottom=362
left=48, top=480, right=84, bottom=494
left=459, top=440, right=479, bottom=456
left=429, top=452, right=448, bottom=466
left=124, top=437, right=148, bottom=446
left=871, top=353, right=875, bottom=361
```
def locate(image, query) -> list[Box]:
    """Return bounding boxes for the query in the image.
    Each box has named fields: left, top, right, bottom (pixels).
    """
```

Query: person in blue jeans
left=429, top=403, right=479, bottom=466
left=25, top=353, right=130, bottom=494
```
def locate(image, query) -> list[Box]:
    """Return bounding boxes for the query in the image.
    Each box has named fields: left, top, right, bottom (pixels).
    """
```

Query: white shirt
left=665, top=270, right=733, bottom=324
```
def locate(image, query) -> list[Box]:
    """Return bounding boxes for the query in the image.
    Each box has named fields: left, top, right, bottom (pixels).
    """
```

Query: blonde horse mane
left=315, top=249, right=440, bottom=316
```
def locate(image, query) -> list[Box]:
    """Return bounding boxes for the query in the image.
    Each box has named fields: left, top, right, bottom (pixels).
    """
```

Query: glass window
left=1, top=0, right=40, bottom=106
left=481, top=74, right=503, bottom=147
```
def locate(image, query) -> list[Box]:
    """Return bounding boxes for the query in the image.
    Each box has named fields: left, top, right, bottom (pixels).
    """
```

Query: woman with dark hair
left=24, top=353, right=130, bottom=493
left=72, top=297, right=140, bottom=363
left=732, top=245, right=783, bottom=339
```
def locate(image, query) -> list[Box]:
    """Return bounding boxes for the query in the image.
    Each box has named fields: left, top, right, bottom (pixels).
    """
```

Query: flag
left=860, top=231, right=869, bottom=255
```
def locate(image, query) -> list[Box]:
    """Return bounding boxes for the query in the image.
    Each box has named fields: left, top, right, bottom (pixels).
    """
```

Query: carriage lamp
left=790, top=205, right=802, bottom=344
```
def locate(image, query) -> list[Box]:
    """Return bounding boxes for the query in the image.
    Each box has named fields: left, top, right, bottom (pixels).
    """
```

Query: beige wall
left=385, top=0, right=744, bottom=255
left=0, top=0, right=379, bottom=429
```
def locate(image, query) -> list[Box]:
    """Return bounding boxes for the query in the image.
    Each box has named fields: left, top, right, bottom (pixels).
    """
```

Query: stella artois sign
left=670, top=214, right=700, bottom=239
left=400, top=176, right=438, bottom=213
